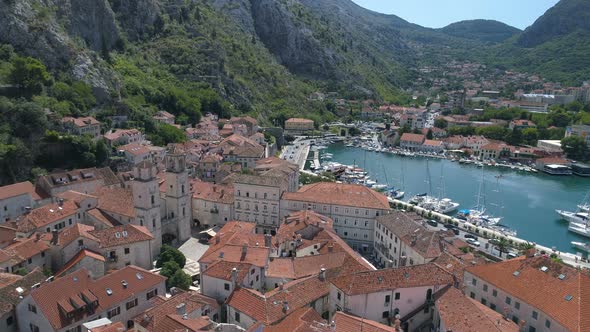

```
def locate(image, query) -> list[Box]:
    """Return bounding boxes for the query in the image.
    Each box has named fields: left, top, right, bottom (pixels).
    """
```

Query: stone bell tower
left=165, top=146, right=192, bottom=243
left=132, top=160, right=162, bottom=257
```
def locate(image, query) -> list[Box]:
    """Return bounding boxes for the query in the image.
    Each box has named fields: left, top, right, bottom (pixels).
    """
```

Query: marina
left=307, top=141, right=590, bottom=253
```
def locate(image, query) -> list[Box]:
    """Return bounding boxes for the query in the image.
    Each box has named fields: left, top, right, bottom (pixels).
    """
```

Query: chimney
left=176, top=303, right=186, bottom=316
left=35, top=233, right=41, bottom=241
left=264, top=234, right=272, bottom=247
left=58, top=198, right=64, bottom=206
left=330, top=321, right=336, bottom=331
left=282, top=301, right=289, bottom=312
left=51, top=228, right=59, bottom=245
left=231, top=267, right=238, bottom=286
left=319, top=268, right=326, bottom=281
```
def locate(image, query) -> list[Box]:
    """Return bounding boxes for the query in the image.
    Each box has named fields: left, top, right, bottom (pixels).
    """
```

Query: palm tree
left=519, top=242, right=535, bottom=255
left=496, top=238, right=510, bottom=258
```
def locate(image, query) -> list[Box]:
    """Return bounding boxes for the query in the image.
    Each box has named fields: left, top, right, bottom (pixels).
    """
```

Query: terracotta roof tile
left=376, top=212, right=448, bottom=259
left=0, top=181, right=41, bottom=200
left=282, top=183, right=390, bottom=210
left=134, top=290, right=218, bottom=331
left=466, top=255, right=585, bottom=331
left=96, top=187, right=135, bottom=218
left=331, top=311, right=397, bottom=332
left=0, top=268, right=45, bottom=316
left=436, top=287, right=519, bottom=332
left=16, top=200, right=80, bottom=233
left=55, top=249, right=106, bottom=277
left=31, top=266, right=165, bottom=330
left=227, top=275, right=329, bottom=325
left=400, top=133, right=425, bottom=143
left=258, top=307, right=324, bottom=332
left=202, top=261, right=252, bottom=283
left=331, top=263, right=454, bottom=296
left=190, top=180, right=234, bottom=205
left=88, top=224, right=153, bottom=248
left=2, top=235, right=50, bottom=264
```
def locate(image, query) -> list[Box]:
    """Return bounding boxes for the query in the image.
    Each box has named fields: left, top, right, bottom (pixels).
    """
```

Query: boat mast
left=426, top=159, right=432, bottom=196
left=382, top=164, right=390, bottom=187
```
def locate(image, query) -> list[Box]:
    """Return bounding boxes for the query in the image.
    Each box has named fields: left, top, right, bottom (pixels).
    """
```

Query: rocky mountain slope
left=0, top=0, right=588, bottom=117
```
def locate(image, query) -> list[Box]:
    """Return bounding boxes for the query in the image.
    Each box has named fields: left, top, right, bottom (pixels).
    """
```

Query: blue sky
left=350, top=0, right=560, bottom=30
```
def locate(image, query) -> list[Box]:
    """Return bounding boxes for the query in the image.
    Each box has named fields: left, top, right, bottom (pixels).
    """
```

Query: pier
left=390, top=199, right=590, bottom=269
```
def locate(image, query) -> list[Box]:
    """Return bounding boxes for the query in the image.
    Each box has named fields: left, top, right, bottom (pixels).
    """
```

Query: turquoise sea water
left=323, top=143, right=590, bottom=253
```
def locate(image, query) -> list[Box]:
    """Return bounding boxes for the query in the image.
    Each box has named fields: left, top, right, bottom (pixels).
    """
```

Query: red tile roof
left=31, top=266, right=165, bottom=330
left=256, top=307, right=324, bottom=332
left=96, top=187, right=135, bottom=218
left=202, top=261, right=252, bottom=283
left=331, top=311, right=396, bottom=332
left=400, top=133, right=425, bottom=143
left=286, top=118, right=314, bottom=124
left=16, top=200, right=80, bottom=233
left=282, top=183, right=390, bottom=210
left=0, top=268, right=45, bottom=317
left=331, top=263, right=454, bottom=296
left=134, top=290, right=218, bottom=331
left=267, top=252, right=368, bottom=280
left=62, top=116, right=100, bottom=127
left=1, top=235, right=50, bottom=264
left=190, top=180, right=234, bottom=205
left=55, top=249, right=105, bottom=277
left=0, top=181, right=41, bottom=201
left=466, top=255, right=587, bottom=331
left=88, top=224, right=153, bottom=248
left=227, top=275, right=329, bottom=325
left=436, top=287, right=519, bottom=332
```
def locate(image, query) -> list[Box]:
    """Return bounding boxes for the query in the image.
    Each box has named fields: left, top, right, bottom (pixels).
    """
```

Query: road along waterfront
left=323, top=143, right=590, bottom=254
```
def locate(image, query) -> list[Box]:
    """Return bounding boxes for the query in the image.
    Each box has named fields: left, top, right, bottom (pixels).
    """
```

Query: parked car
left=451, top=228, right=460, bottom=235
left=507, top=252, right=518, bottom=259
left=466, top=239, right=481, bottom=247
left=443, top=224, right=455, bottom=230
left=464, top=234, right=478, bottom=240
left=427, top=220, right=438, bottom=227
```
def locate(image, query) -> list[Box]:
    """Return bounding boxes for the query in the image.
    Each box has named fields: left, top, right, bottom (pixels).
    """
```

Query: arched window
left=181, top=185, right=185, bottom=194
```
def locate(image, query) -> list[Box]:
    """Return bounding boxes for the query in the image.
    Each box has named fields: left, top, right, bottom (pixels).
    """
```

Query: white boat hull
left=568, top=223, right=590, bottom=238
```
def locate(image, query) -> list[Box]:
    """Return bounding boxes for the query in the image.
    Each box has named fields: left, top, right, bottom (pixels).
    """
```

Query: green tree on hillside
left=561, top=136, right=588, bottom=161
left=9, top=56, right=51, bottom=94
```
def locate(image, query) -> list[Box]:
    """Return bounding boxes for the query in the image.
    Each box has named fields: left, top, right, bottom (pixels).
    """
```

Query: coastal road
left=281, top=138, right=311, bottom=170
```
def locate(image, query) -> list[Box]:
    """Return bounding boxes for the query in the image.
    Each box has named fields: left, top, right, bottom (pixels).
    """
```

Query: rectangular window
left=529, top=327, right=536, bottom=332
left=107, top=306, right=120, bottom=319
left=382, top=311, right=389, bottom=318
left=395, top=292, right=400, bottom=300
left=28, top=304, right=37, bottom=313
left=124, top=248, right=130, bottom=255
left=492, top=290, right=497, bottom=297
left=515, top=301, right=520, bottom=310
left=251, top=268, right=255, bottom=275
left=472, top=278, right=477, bottom=286
left=490, top=303, right=496, bottom=310
left=224, top=283, right=230, bottom=291
left=146, top=289, right=158, bottom=300
left=532, top=311, right=538, bottom=320
left=481, top=298, right=487, bottom=305
left=337, top=292, right=341, bottom=300
left=29, top=324, right=40, bottom=332
left=505, top=297, right=511, bottom=305
left=126, top=298, right=138, bottom=310
left=545, top=320, right=551, bottom=328
left=470, top=292, right=475, bottom=299
left=385, top=295, right=391, bottom=304
left=235, top=312, right=241, bottom=322
left=483, top=284, right=488, bottom=292
left=6, top=316, right=13, bottom=326
left=28, top=258, right=32, bottom=264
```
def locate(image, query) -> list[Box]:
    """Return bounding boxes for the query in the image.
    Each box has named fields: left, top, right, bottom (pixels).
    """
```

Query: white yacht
left=568, top=222, right=590, bottom=238
left=434, top=198, right=460, bottom=214
left=571, top=241, right=590, bottom=253
left=556, top=210, right=590, bottom=224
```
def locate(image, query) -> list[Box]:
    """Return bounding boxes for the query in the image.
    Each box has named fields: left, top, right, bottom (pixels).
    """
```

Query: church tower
left=132, top=161, right=162, bottom=258
left=165, top=146, right=192, bottom=243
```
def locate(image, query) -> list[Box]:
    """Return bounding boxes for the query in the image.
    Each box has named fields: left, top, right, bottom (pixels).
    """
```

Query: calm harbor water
left=322, top=143, right=590, bottom=253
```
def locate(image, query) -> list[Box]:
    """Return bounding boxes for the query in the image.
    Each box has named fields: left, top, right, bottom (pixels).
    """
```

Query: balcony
left=107, top=255, right=118, bottom=262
